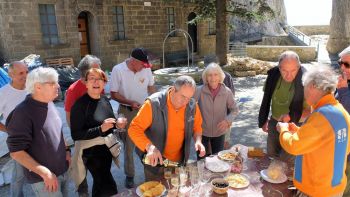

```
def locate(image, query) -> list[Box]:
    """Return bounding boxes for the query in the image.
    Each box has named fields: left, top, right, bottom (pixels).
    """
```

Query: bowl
left=211, top=178, right=229, bottom=194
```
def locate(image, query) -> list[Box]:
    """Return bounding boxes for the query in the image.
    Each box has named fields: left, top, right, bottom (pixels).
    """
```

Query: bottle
left=142, top=154, right=180, bottom=167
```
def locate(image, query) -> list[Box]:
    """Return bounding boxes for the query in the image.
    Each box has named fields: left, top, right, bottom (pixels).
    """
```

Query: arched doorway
left=187, top=12, right=197, bottom=53
left=78, top=12, right=91, bottom=57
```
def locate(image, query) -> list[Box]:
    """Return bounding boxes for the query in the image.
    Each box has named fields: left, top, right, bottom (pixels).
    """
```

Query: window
left=208, top=21, right=216, bottom=35
left=113, top=6, right=126, bottom=40
left=166, top=7, right=175, bottom=37
left=39, top=4, right=59, bottom=45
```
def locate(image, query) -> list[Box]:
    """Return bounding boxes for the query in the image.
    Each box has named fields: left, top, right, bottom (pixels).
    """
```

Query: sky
left=284, top=0, right=332, bottom=26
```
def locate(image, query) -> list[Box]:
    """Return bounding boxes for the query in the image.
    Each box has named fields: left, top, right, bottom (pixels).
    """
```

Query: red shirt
left=64, top=79, right=87, bottom=112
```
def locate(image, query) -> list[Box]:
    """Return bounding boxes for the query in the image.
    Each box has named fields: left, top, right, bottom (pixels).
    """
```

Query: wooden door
left=78, top=13, right=90, bottom=57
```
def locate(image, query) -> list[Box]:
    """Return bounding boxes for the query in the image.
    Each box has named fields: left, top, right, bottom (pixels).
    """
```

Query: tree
left=192, top=0, right=274, bottom=65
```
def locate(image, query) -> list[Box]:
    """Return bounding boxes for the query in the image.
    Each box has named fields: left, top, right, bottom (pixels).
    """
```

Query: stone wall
left=0, top=0, right=216, bottom=70
left=257, top=36, right=295, bottom=46
left=293, top=25, right=330, bottom=35
left=327, top=0, right=350, bottom=54
left=246, top=45, right=317, bottom=62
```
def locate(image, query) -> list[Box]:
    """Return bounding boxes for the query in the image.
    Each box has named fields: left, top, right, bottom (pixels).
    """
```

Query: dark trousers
left=267, top=118, right=294, bottom=163
left=202, top=135, right=225, bottom=157
left=85, top=153, right=118, bottom=197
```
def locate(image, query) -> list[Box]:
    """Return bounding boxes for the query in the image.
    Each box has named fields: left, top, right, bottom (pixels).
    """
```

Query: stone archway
left=187, top=12, right=197, bottom=53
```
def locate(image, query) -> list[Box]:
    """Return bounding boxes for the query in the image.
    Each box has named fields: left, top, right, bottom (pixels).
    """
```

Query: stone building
left=0, top=0, right=216, bottom=70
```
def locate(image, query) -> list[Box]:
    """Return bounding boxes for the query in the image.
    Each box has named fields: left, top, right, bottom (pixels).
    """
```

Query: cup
left=171, top=174, right=179, bottom=188
left=116, top=113, right=127, bottom=131
left=179, top=167, right=188, bottom=186
left=164, top=168, right=172, bottom=180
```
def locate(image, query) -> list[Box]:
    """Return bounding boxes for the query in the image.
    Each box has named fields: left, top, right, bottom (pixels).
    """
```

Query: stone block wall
left=246, top=45, right=317, bottom=62
left=293, top=25, right=330, bottom=36
left=0, top=0, right=216, bottom=70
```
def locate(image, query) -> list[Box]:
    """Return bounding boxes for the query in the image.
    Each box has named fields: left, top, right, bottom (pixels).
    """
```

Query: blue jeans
left=30, top=172, right=69, bottom=197
left=10, top=161, right=25, bottom=197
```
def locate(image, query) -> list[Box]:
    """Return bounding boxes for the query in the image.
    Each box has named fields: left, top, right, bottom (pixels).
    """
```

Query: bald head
left=8, top=61, right=28, bottom=90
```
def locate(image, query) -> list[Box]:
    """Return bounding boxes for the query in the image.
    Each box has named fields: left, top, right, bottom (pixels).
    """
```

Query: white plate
left=205, top=159, right=230, bottom=173
left=218, top=150, right=237, bottom=161
left=260, top=169, right=287, bottom=184
left=136, top=185, right=167, bottom=197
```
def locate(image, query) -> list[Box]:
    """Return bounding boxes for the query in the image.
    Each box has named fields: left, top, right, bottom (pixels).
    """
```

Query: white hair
left=302, top=65, right=338, bottom=94
left=339, top=46, right=350, bottom=58
left=201, top=63, right=225, bottom=84
left=26, top=67, right=58, bottom=94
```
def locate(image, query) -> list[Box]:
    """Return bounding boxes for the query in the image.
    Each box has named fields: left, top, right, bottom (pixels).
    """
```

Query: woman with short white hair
left=277, top=65, right=350, bottom=197
left=194, top=63, right=238, bottom=156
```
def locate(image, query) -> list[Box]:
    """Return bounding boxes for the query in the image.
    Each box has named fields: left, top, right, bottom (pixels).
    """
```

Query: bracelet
left=65, top=147, right=71, bottom=153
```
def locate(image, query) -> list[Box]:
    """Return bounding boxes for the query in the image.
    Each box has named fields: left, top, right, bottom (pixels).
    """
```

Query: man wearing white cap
left=110, top=48, right=156, bottom=188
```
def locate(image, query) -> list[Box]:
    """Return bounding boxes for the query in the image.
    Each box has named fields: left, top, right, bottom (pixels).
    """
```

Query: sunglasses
left=338, top=60, right=350, bottom=68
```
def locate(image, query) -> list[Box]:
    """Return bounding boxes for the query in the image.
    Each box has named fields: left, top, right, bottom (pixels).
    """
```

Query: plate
left=260, top=169, right=287, bottom=184
left=205, top=159, right=230, bottom=173
left=136, top=185, right=166, bottom=197
left=225, top=173, right=250, bottom=188
left=218, top=150, right=237, bottom=161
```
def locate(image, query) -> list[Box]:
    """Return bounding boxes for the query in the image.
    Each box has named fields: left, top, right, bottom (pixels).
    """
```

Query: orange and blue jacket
left=280, top=94, right=350, bottom=197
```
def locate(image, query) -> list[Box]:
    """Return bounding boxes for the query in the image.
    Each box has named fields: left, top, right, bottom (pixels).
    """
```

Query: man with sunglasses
left=110, top=48, right=156, bottom=188
left=336, top=45, right=350, bottom=196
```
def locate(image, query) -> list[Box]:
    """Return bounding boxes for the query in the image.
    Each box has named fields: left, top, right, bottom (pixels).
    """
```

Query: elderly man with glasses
left=6, top=67, right=70, bottom=197
left=128, top=76, right=206, bottom=181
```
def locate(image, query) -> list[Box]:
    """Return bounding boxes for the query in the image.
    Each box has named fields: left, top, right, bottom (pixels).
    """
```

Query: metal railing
left=162, top=29, right=194, bottom=72
left=228, top=42, right=247, bottom=57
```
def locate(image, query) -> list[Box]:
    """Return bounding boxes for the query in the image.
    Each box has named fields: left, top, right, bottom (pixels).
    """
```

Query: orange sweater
left=280, top=94, right=350, bottom=196
left=128, top=90, right=202, bottom=162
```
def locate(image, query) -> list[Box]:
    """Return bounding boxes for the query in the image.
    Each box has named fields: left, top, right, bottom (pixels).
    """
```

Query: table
left=115, top=156, right=295, bottom=197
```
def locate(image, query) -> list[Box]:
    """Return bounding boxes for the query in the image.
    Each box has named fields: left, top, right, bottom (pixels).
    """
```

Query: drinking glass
left=179, top=167, right=188, bottom=186
left=116, top=113, right=127, bottom=132
left=164, top=168, right=172, bottom=180
left=171, top=174, right=180, bottom=188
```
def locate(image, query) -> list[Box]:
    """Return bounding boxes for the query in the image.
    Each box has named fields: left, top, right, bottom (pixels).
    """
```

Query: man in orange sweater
left=128, top=76, right=206, bottom=180
left=277, top=65, right=350, bottom=197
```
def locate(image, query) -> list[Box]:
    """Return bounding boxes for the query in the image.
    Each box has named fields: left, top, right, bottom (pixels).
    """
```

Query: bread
left=139, top=181, right=159, bottom=192
left=139, top=181, right=164, bottom=197
left=248, top=147, right=265, bottom=157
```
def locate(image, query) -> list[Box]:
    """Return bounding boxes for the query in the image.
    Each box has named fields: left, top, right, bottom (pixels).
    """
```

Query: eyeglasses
left=87, top=77, right=104, bottom=82
left=42, top=81, right=58, bottom=86
left=338, top=60, right=350, bottom=68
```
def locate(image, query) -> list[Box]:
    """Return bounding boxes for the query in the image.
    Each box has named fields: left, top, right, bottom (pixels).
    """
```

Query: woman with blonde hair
left=194, top=63, right=238, bottom=156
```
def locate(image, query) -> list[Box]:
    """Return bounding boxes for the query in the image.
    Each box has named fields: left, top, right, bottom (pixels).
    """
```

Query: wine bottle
left=142, top=154, right=180, bottom=167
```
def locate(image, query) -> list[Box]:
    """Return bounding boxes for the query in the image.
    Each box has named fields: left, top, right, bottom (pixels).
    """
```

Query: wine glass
left=115, top=113, right=127, bottom=133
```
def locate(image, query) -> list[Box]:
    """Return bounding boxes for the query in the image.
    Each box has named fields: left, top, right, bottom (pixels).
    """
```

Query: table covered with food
left=115, top=144, right=296, bottom=197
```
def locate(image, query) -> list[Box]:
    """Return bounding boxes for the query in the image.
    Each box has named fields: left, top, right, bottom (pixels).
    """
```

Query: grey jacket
left=135, top=89, right=197, bottom=166
left=194, top=84, right=238, bottom=137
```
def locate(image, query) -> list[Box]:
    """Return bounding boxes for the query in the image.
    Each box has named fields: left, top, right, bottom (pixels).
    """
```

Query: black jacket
left=258, top=66, right=305, bottom=128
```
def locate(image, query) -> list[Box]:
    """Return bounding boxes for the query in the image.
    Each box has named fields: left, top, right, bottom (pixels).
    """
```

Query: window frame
left=166, top=7, right=176, bottom=37
left=208, top=20, right=216, bottom=35
left=39, top=4, right=59, bottom=45
left=113, top=6, right=126, bottom=40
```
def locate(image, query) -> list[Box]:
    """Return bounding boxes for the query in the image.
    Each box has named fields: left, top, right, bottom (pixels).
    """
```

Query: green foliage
left=186, top=0, right=274, bottom=24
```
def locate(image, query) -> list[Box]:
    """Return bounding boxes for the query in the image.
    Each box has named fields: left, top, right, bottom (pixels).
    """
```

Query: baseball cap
left=131, top=48, right=152, bottom=68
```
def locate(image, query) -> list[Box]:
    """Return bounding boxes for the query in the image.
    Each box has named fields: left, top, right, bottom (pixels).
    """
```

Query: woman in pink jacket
left=194, top=63, right=239, bottom=156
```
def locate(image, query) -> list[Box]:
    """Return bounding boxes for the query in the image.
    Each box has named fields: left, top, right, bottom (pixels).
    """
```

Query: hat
left=131, top=48, right=152, bottom=68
